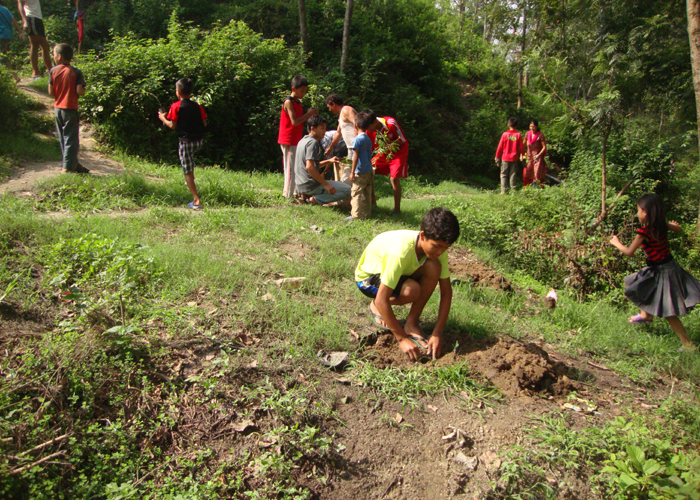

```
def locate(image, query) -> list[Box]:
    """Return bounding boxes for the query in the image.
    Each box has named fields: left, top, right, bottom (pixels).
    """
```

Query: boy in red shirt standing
left=158, top=78, right=208, bottom=210
left=48, top=42, right=87, bottom=174
left=278, top=75, right=318, bottom=200
left=495, top=117, right=524, bottom=194
left=367, top=112, right=409, bottom=214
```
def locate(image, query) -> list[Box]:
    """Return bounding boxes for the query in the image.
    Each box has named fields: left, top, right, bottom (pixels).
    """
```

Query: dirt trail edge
left=1, top=81, right=124, bottom=195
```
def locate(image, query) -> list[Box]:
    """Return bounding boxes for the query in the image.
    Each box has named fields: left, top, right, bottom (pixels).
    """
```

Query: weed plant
left=499, top=408, right=700, bottom=500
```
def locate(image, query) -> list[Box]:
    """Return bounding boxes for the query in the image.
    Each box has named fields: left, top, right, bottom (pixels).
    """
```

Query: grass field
left=1, top=99, right=699, bottom=498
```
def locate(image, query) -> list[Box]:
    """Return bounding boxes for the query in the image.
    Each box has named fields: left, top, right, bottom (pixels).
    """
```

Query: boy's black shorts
left=356, top=274, right=410, bottom=299
left=25, top=17, right=46, bottom=38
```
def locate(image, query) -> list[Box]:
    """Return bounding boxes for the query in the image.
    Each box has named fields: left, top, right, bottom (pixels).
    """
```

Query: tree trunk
left=340, top=0, right=354, bottom=73
left=687, top=0, right=700, bottom=230
left=518, top=2, right=527, bottom=109
left=298, top=0, right=309, bottom=53
left=601, top=121, right=612, bottom=219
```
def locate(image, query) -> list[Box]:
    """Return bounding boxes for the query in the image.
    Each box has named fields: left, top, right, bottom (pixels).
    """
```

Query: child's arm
left=284, top=100, right=318, bottom=127
left=609, top=234, right=645, bottom=257
left=668, top=221, right=683, bottom=233
left=426, top=278, right=452, bottom=359
left=495, top=134, right=504, bottom=160
left=76, top=84, right=85, bottom=96
left=11, top=17, right=26, bottom=39
left=374, top=284, right=422, bottom=361
left=350, top=150, right=359, bottom=182
left=158, top=111, right=177, bottom=130
left=16, top=0, right=28, bottom=29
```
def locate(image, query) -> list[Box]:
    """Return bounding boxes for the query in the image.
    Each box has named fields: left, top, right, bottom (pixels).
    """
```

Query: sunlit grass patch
left=349, top=361, right=502, bottom=411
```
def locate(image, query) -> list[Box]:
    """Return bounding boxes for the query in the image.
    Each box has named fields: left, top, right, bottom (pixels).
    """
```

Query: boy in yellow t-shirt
left=355, top=208, right=460, bottom=361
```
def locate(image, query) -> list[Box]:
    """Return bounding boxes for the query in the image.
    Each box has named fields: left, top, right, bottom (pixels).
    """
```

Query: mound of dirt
left=460, top=338, right=575, bottom=396
left=449, top=247, right=512, bottom=291
left=363, top=334, right=577, bottom=397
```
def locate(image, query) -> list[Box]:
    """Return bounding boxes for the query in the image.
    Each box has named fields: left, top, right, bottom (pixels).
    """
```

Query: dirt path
left=0, top=81, right=124, bottom=195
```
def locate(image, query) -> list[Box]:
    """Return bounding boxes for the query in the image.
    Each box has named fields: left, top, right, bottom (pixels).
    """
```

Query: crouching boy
left=355, top=208, right=460, bottom=360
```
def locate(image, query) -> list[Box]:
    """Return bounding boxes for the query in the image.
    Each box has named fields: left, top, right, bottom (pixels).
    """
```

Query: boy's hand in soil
left=399, top=337, right=421, bottom=362
left=427, top=335, right=442, bottom=360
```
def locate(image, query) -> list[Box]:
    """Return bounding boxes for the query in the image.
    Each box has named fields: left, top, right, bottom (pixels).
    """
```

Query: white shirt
left=22, top=0, right=42, bottom=19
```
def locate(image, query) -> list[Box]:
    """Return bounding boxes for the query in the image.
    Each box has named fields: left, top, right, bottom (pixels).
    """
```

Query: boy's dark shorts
left=356, top=274, right=409, bottom=299
left=178, top=138, right=204, bottom=175
left=25, top=17, right=46, bottom=38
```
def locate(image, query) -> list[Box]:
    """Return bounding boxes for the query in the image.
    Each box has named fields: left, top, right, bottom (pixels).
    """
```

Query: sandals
left=368, top=302, right=429, bottom=348
left=628, top=314, right=652, bottom=324
left=368, top=303, right=389, bottom=330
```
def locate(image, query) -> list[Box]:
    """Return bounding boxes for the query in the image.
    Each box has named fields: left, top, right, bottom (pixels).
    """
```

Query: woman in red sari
left=523, top=120, right=547, bottom=187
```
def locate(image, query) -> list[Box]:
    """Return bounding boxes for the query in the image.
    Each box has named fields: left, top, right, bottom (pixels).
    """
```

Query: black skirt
left=624, top=259, right=700, bottom=318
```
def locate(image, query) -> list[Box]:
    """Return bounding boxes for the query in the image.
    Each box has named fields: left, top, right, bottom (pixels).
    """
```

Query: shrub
left=81, top=14, right=304, bottom=169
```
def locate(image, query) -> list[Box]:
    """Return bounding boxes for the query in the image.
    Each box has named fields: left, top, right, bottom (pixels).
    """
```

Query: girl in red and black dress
left=610, top=193, right=700, bottom=350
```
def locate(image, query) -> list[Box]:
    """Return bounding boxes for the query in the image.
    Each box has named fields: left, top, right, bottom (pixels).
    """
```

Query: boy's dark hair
left=307, top=114, right=327, bottom=129
left=325, top=93, right=344, bottom=106
left=360, top=109, right=377, bottom=123
left=421, top=207, right=460, bottom=244
left=354, top=111, right=374, bottom=131
left=637, top=193, right=668, bottom=241
left=55, top=43, right=73, bottom=62
left=176, top=78, right=194, bottom=95
left=291, top=75, right=309, bottom=89
left=508, top=117, right=518, bottom=128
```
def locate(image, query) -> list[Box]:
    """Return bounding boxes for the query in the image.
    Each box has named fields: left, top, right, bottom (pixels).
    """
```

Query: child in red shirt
left=495, top=117, right=524, bottom=194
left=278, top=75, right=318, bottom=200
left=48, top=43, right=87, bottom=174
left=158, top=78, right=208, bottom=210
left=367, top=112, right=409, bottom=214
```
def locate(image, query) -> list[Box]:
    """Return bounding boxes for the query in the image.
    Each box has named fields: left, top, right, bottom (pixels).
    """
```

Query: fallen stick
left=18, top=433, right=70, bottom=457
left=587, top=361, right=610, bottom=371
left=10, top=451, right=65, bottom=475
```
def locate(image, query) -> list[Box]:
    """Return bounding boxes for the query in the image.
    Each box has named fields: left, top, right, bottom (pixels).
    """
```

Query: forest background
left=3, top=0, right=700, bottom=295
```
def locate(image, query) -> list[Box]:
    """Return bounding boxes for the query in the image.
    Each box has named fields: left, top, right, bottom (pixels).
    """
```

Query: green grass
left=2, top=148, right=700, bottom=498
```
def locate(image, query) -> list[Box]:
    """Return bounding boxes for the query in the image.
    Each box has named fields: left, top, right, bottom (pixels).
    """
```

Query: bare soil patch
left=0, top=82, right=125, bottom=195
left=449, top=247, right=512, bottom=291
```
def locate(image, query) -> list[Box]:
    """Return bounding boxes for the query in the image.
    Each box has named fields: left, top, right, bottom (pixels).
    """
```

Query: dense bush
left=81, top=16, right=304, bottom=169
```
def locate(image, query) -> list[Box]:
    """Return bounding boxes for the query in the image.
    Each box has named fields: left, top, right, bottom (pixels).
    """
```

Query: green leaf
left=626, top=445, right=645, bottom=471
left=619, top=473, right=640, bottom=487
left=642, top=459, right=662, bottom=476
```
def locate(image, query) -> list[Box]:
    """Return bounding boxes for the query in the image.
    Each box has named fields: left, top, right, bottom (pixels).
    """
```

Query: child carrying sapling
left=609, top=193, right=700, bottom=351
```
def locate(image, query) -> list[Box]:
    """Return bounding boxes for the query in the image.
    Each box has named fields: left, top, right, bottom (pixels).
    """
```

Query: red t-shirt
left=49, top=64, right=86, bottom=110
left=368, top=116, right=408, bottom=150
left=495, top=130, right=524, bottom=162
left=278, top=97, right=304, bottom=146
left=166, top=99, right=208, bottom=141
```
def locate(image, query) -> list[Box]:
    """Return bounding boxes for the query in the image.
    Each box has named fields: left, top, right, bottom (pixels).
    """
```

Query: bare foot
left=404, top=321, right=428, bottom=348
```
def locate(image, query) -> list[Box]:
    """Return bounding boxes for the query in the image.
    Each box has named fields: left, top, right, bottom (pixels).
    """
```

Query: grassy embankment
left=1, top=88, right=699, bottom=498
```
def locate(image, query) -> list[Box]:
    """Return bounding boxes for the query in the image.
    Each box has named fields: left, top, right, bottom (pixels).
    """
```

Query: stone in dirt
left=479, top=450, right=501, bottom=471
left=316, top=350, right=349, bottom=369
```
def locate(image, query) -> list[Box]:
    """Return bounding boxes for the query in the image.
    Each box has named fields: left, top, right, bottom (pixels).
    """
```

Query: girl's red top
left=278, top=96, right=304, bottom=146
left=636, top=226, right=672, bottom=265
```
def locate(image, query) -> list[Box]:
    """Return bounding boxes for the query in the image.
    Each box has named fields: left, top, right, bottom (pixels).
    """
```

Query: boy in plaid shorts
left=158, top=78, right=207, bottom=210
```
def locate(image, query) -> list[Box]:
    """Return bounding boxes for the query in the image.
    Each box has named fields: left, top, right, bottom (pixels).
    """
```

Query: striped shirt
left=637, top=226, right=671, bottom=265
